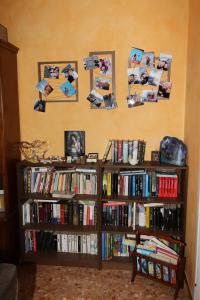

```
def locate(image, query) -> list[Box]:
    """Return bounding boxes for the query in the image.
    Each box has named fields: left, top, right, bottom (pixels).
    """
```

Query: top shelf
left=17, top=160, right=187, bottom=170
left=101, top=161, right=187, bottom=170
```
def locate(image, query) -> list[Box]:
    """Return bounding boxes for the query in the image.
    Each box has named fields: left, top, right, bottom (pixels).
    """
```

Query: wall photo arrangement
left=84, top=51, right=117, bottom=110
left=64, top=131, right=85, bottom=161
left=127, top=47, right=172, bottom=108
left=36, top=61, right=79, bottom=103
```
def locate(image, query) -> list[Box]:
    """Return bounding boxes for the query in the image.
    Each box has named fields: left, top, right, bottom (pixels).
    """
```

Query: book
left=102, top=140, right=112, bottom=162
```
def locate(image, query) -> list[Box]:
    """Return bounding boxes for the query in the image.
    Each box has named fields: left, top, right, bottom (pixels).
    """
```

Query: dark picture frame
left=38, top=61, right=79, bottom=102
left=64, top=131, right=85, bottom=160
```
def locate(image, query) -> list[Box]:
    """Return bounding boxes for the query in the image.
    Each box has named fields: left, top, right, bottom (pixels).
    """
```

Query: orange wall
left=0, top=0, right=188, bottom=159
left=185, top=0, right=200, bottom=296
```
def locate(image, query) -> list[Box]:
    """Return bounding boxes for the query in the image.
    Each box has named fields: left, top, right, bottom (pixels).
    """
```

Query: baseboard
left=185, top=272, right=193, bottom=300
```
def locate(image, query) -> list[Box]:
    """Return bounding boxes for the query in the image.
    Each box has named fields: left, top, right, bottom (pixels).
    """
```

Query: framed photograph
left=37, top=61, right=78, bottom=102
left=151, top=151, right=160, bottom=163
left=87, top=51, right=117, bottom=109
left=64, top=131, right=85, bottom=160
left=86, top=153, right=98, bottom=163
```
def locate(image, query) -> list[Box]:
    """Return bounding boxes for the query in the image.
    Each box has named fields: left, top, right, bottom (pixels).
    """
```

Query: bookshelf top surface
left=17, top=160, right=187, bottom=170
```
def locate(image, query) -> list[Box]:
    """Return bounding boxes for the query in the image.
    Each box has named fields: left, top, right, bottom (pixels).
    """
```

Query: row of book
left=101, top=232, right=135, bottom=260
left=103, top=139, right=146, bottom=163
left=22, top=200, right=97, bottom=226
left=25, top=230, right=98, bottom=255
left=134, top=203, right=182, bottom=231
left=102, top=170, right=178, bottom=198
left=24, top=167, right=97, bottom=195
left=102, top=202, right=182, bottom=232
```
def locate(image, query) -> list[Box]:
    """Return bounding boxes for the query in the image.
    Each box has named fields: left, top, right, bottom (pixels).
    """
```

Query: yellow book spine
left=107, top=173, right=111, bottom=196
left=146, top=206, right=150, bottom=228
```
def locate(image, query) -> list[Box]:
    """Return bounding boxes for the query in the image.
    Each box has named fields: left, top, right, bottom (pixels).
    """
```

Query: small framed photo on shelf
left=151, top=150, right=160, bottom=163
left=86, top=153, right=98, bottom=163
left=64, top=131, right=85, bottom=161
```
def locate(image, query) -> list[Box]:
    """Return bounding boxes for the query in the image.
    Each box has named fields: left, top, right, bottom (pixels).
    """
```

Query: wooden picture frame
left=64, top=131, right=85, bottom=161
left=37, top=61, right=78, bottom=102
left=88, top=51, right=116, bottom=109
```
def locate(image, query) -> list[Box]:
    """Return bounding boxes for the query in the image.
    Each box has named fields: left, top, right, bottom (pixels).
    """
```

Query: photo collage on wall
left=127, top=48, right=172, bottom=108
left=83, top=51, right=117, bottom=110
left=35, top=61, right=79, bottom=112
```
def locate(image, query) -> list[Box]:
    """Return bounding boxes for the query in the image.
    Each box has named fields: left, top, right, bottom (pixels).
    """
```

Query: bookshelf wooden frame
left=17, top=161, right=188, bottom=277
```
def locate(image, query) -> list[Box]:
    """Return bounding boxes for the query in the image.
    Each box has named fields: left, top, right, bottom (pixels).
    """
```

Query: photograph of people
left=36, top=79, right=53, bottom=97
left=158, top=81, right=172, bottom=99
left=129, top=47, right=144, bottom=64
left=99, top=58, right=112, bottom=75
left=157, top=53, right=172, bottom=71
left=34, top=99, right=46, bottom=112
left=128, top=68, right=141, bottom=85
left=142, top=51, right=154, bottom=67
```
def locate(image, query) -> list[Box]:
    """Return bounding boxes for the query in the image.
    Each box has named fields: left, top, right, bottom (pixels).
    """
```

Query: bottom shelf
left=21, top=252, right=99, bottom=268
left=102, top=256, right=132, bottom=270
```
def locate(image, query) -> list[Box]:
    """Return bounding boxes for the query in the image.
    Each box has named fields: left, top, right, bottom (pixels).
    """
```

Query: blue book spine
left=102, top=233, right=105, bottom=260
left=132, top=175, right=136, bottom=197
left=146, top=175, right=149, bottom=197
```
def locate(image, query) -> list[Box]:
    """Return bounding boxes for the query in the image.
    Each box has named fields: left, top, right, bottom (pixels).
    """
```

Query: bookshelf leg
left=174, top=286, right=180, bottom=300
left=131, top=255, right=137, bottom=283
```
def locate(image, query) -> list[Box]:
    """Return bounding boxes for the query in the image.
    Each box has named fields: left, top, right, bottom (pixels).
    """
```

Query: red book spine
left=87, top=206, right=90, bottom=225
left=117, top=140, right=123, bottom=163
left=60, top=204, right=65, bottom=224
left=174, top=177, right=178, bottom=197
left=158, top=177, right=162, bottom=197
left=32, top=230, right=37, bottom=254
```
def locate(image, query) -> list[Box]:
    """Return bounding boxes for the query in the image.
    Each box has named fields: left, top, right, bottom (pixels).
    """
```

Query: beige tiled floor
left=18, top=264, right=191, bottom=300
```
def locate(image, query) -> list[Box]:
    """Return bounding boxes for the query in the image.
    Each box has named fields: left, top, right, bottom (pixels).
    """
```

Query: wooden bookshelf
left=17, top=160, right=188, bottom=273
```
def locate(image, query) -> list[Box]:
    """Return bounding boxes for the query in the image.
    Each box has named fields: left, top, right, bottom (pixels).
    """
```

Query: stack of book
left=23, top=167, right=97, bottom=195
left=102, top=232, right=135, bottom=260
left=25, top=230, right=98, bottom=255
left=102, top=170, right=178, bottom=198
left=103, top=139, right=146, bottom=163
left=136, top=236, right=179, bottom=265
left=22, top=199, right=97, bottom=226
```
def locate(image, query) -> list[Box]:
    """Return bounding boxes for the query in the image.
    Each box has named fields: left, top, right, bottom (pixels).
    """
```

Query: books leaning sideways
left=102, top=139, right=146, bottom=164
left=136, top=236, right=179, bottom=265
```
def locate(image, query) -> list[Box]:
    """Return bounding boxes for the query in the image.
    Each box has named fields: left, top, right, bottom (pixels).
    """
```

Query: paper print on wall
left=85, top=51, right=117, bottom=109
left=34, top=99, right=46, bottom=112
left=37, top=61, right=78, bottom=102
left=129, top=47, right=144, bottom=64
left=127, top=47, right=172, bottom=108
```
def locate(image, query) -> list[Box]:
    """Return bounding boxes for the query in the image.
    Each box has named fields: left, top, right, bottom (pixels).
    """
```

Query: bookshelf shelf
left=21, top=193, right=98, bottom=202
left=22, top=252, right=99, bottom=268
left=17, top=160, right=188, bottom=274
left=102, top=226, right=135, bottom=233
left=102, top=196, right=183, bottom=204
left=21, top=224, right=98, bottom=233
